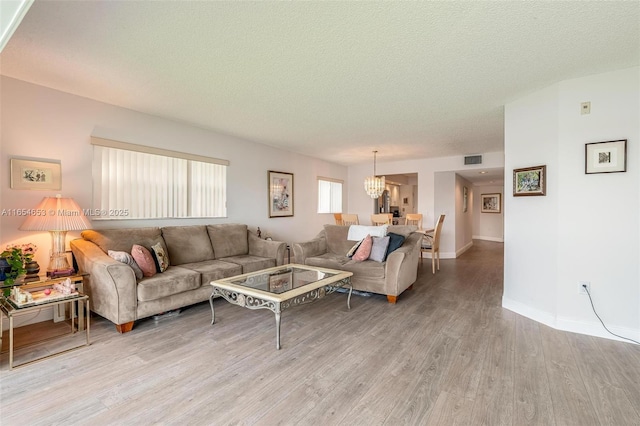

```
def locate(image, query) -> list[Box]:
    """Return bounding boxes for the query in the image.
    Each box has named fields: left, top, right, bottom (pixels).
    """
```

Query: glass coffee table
left=209, top=264, right=353, bottom=349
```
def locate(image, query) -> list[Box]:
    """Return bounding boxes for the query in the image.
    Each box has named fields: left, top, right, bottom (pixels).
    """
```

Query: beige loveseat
left=70, top=224, right=286, bottom=333
left=292, top=225, right=421, bottom=303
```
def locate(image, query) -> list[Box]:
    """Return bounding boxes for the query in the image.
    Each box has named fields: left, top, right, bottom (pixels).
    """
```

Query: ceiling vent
left=464, top=155, right=483, bottom=165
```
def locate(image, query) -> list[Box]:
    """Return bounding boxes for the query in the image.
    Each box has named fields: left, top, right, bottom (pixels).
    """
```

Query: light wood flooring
left=1, top=240, right=639, bottom=425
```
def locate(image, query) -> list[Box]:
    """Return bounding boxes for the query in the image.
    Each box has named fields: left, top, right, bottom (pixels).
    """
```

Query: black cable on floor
left=584, top=286, right=640, bottom=345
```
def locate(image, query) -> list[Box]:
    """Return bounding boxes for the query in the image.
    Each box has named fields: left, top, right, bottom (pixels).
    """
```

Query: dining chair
left=341, top=214, right=360, bottom=226
left=333, top=213, right=343, bottom=225
left=421, top=214, right=445, bottom=274
left=404, top=213, right=423, bottom=230
left=371, top=213, right=392, bottom=226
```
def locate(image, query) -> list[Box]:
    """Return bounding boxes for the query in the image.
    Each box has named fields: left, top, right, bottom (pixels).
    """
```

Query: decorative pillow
left=384, top=233, right=406, bottom=260
left=346, top=238, right=364, bottom=258
left=131, top=244, right=156, bottom=277
left=108, top=250, right=143, bottom=280
left=369, top=236, right=391, bottom=263
left=352, top=235, right=373, bottom=262
left=151, top=242, right=170, bottom=272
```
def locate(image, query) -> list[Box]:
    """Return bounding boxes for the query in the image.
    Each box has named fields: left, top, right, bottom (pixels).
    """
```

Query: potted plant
left=1, top=245, right=28, bottom=289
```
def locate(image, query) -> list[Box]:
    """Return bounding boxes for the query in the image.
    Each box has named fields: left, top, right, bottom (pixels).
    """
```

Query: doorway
left=373, top=173, right=418, bottom=224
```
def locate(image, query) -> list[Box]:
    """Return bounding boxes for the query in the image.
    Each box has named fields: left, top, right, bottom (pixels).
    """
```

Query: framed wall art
left=585, top=139, right=627, bottom=174
left=10, top=158, right=62, bottom=190
left=268, top=170, right=293, bottom=218
left=513, top=165, right=546, bottom=197
left=481, top=193, right=501, bottom=213
left=463, top=186, right=468, bottom=212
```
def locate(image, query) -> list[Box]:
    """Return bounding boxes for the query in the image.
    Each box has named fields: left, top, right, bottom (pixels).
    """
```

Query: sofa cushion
left=220, top=255, right=277, bottom=274
left=207, top=224, right=249, bottom=258
left=178, top=259, right=242, bottom=285
left=305, top=253, right=352, bottom=270
left=352, top=235, right=373, bottom=262
left=323, top=225, right=354, bottom=255
left=82, top=227, right=165, bottom=254
left=386, top=225, right=417, bottom=238
left=369, top=236, right=390, bottom=262
left=342, top=259, right=386, bottom=279
left=161, top=225, right=215, bottom=265
left=137, top=266, right=201, bottom=301
left=132, top=244, right=157, bottom=277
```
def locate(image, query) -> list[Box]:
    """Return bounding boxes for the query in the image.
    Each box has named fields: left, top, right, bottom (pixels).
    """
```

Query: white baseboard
left=423, top=241, right=473, bottom=260
left=472, top=235, right=504, bottom=243
left=502, top=296, right=640, bottom=344
left=456, top=241, right=473, bottom=257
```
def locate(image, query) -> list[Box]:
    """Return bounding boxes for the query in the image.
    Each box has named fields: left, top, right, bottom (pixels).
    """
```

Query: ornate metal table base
left=210, top=277, right=352, bottom=349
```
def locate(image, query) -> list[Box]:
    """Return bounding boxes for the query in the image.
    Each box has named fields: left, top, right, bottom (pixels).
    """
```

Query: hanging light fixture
left=364, top=150, right=385, bottom=198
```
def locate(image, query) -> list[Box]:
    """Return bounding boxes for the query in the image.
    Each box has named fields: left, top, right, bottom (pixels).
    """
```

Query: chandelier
left=364, top=150, right=385, bottom=198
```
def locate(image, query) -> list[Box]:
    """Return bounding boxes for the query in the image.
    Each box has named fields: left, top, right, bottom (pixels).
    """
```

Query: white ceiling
left=1, top=1, right=639, bottom=171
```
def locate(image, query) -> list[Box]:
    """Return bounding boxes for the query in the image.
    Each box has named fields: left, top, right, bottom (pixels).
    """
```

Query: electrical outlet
left=578, top=281, right=590, bottom=295
left=581, top=101, right=591, bottom=115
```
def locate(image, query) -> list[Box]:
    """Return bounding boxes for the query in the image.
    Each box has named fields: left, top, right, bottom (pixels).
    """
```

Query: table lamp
left=19, top=194, right=91, bottom=276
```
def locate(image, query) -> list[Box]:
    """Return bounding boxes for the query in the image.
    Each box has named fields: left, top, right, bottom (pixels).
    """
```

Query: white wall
left=347, top=151, right=505, bottom=232
left=455, top=174, right=474, bottom=256
left=434, top=171, right=455, bottom=257
left=0, top=77, right=348, bottom=271
left=503, top=67, right=639, bottom=342
left=473, top=184, right=504, bottom=242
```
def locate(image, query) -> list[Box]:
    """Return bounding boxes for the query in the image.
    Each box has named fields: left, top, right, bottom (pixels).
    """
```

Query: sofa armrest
left=291, top=235, right=327, bottom=265
left=384, top=232, right=422, bottom=294
left=248, top=232, right=287, bottom=266
left=70, top=238, right=138, bottom=326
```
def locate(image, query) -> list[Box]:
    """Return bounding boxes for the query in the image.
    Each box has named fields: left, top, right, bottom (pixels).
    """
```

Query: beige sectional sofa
left=70, top=224, right=286, bottom=333
left=292, top=224, right=421, bottom=303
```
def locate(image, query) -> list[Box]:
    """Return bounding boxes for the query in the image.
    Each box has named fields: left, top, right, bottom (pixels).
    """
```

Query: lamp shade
left=19, top=195, right=91, bottom=231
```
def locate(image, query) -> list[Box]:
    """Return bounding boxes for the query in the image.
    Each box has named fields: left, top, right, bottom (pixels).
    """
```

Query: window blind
left=92, top=140, right=227, bottom=219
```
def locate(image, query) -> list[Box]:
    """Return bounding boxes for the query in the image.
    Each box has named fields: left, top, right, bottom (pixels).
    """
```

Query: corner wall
left=503, top=66, right=640, bottom=342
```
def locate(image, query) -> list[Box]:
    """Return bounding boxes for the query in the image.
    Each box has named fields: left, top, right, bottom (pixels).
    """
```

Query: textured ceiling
left=1, top=1, right=639, bottom=167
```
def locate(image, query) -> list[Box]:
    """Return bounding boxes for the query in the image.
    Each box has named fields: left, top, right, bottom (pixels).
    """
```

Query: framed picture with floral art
left=513, top=165, right=546, bottom=197
left=10, top=158, right=62, bottom=190
left=481, top=193, right=501, bottom=213
left=268, top=171, right=294, bottom=218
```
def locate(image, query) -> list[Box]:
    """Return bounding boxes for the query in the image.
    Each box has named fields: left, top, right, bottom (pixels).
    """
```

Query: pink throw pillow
left=131, top=244, right=156, bottom=277
left=352, top=234, right=373, bottom=262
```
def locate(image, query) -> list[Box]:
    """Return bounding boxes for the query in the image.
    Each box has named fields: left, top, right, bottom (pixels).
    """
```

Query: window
left=317, top=177, right=343, bottom=213
left=91, top=137, right=228, bottom=219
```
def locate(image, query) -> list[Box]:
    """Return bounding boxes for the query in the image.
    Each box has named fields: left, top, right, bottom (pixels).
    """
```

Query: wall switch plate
left=581, top=102, right=591, bottom=115
left=578, top=281, right=590, bottom=295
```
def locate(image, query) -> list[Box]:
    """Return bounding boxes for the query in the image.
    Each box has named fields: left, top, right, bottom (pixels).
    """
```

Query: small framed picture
left=513, top=165, right=546, bottom=197
left=585, top=139, right=627, bottom=174
left=10, top=158, right=62, bottom=190
left=463, top=186, right=468, bottom=212
left=268, top=170, right=294, bottom=218
left=481, top=193, right=501, bottom=213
